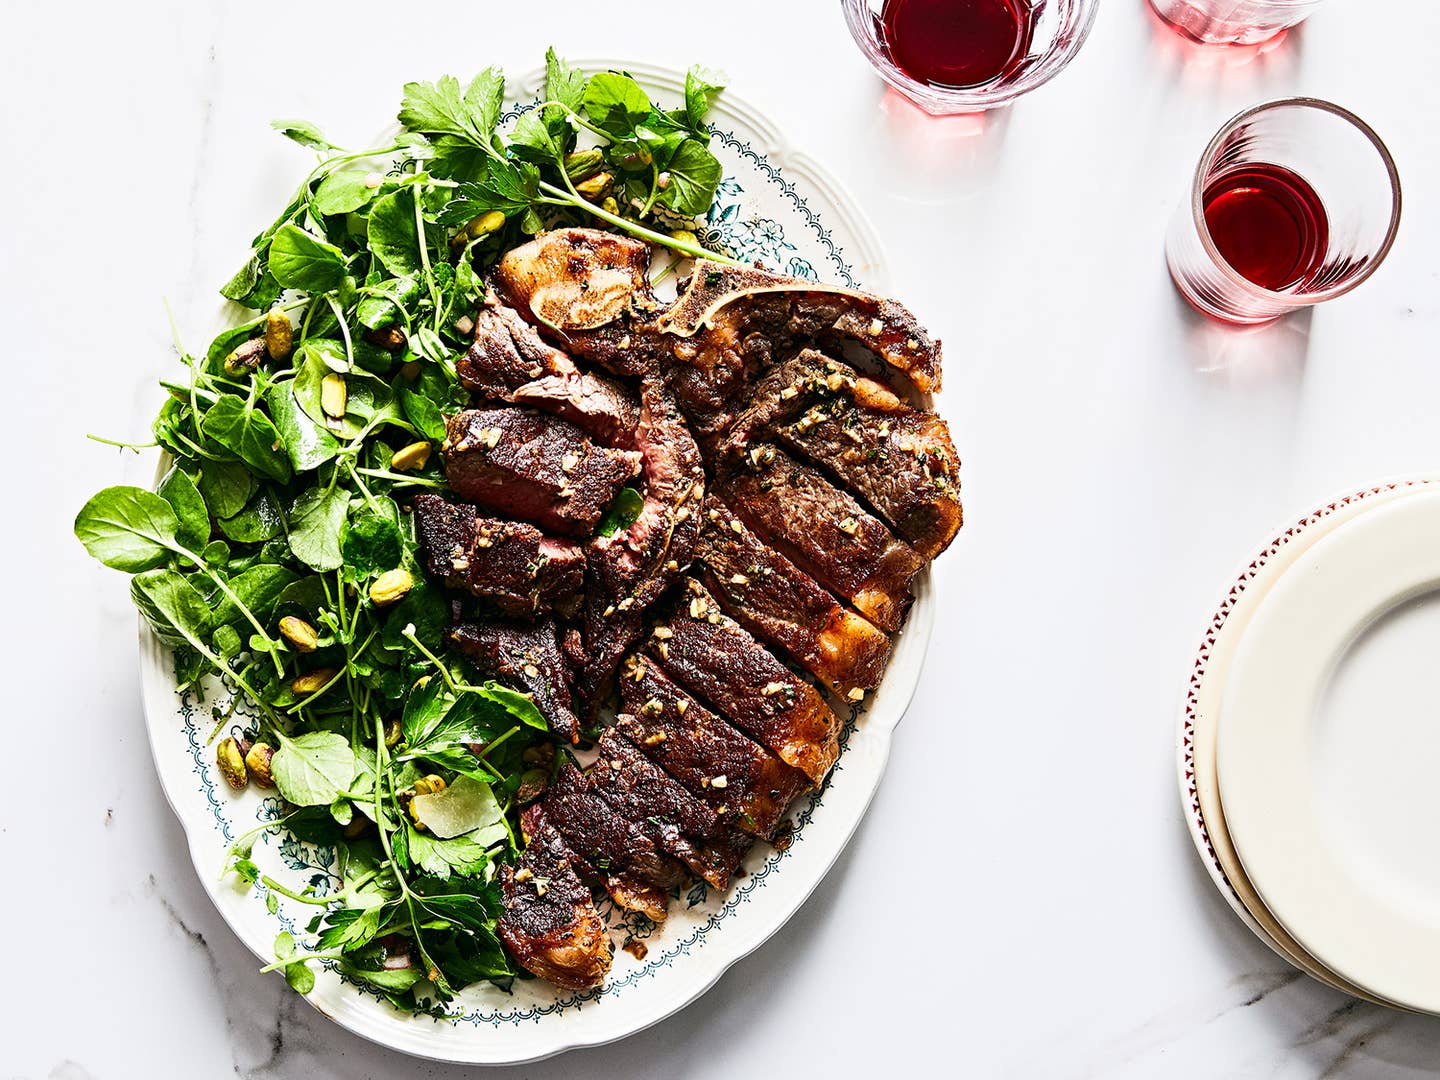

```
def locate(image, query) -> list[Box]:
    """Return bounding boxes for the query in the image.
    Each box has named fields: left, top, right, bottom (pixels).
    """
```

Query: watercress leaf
left=287, top=486, right=349, bottom=572
left=684, top=65, right=725, bottom=130
left=157, top=467, right=209, bottom=551
left=596, top=486, right=643, bottom=538
left=213, top=623, right=243, bottom=659
left=545, top=48, right=586, bottom=116
left=268, top=224, right=347, bottom=293
left=270, top=118, right=339, bottom=153
left=201, top=395, right=292, bottom=483
left=355, top=275, right=418, bottom=331
left=476, top=684, right=548, bottom=732
left=399, top=387, right=446, bottom=443
left=198, top=460, right=255, bottom=519
left=409, top=775, right=505, bottom=841
left=583, top=71, right=652, bottom=136
left=340, top=962, right=423, bottom=993
left=220, top=253, right=263, bottom=304
left=275, top=931, right=297, bottom=960
left=657, top=139, right=723, bottom=217
left=382, top=579, right=447, bottom=651
left=271, top=732, right=356, bottom=806
left=285, top=961, right=316, bottom=995
left=266, top=380, right=340, bottom=472
left=75, top=486, right=179, bottom=572
left=212, top=564, right=297, bottom=629
left=367, top=188, right=425, bottom=278
left=217, top=488, right=284, bottom=543
left=313, top=165, right=378, bottom=216
left=341, top=508, right=403, bottom=581
left=130, top=568, right=213, bottom=651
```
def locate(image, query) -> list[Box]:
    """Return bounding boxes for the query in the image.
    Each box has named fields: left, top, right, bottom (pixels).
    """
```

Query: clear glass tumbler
left=841, top=0, right=1100, bottom=114
left=1148, top=0, right=1326, bottom=46
left=1166, top=98, right=1401, bottom=325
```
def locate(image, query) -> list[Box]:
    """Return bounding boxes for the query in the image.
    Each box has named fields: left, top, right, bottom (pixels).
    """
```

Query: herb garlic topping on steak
left=429, top=228, right=961, bottom=990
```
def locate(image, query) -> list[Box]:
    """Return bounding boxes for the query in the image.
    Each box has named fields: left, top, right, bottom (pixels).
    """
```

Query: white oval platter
left=138, top=60, right=937, bottom=1064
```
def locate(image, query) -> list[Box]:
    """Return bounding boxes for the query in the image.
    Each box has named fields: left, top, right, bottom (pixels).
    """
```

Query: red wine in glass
left=881, top=0, right=1035, bottom=89
left=1202, top=164, right=1329, bottom=291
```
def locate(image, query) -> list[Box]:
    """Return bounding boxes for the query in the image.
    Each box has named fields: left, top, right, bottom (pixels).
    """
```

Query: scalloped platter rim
left=138, top=59, right=935, bottom=1065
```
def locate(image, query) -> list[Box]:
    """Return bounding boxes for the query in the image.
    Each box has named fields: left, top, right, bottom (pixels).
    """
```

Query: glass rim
left=1190, top=96, right=1403, bottom=305
left=839, top=0, right=1102, bottom=111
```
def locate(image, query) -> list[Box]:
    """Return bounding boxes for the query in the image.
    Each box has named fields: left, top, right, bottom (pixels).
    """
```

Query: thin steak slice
left=618, top=658, right=809, bottom=839
left=450, top=620, right=580, bottom=744
left=695, top=496, right=891, bottom=695
left=645, top=579, right=840, bottom=786
left=715, top=447, right=924, bottom=632
left=443, top=408, right=642, bottom=538
left=575, top=375, right=705, bottom=716
left=413, top=494, right=583, bottom=618
left=590, top=726, right=752, bottom=889
left=540, top=763, right=684, bottom=923
left=459, top=298, right=578, bottom=397
left=499, top=804, right=612, bottom=991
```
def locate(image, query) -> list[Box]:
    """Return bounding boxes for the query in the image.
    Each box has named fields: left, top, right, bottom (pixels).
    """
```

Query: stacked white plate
left=1180, top=477, right=1440, bottom=1012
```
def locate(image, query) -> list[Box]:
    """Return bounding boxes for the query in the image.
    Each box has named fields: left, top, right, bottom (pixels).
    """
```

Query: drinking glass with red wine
left=1165, top=99, right=1401, bottom=325
left=1148, top=0, right=1326, bottom=47
left=841, top=0, right=1100, bottom=113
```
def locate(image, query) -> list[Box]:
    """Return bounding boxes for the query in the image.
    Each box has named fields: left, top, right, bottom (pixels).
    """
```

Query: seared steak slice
left=495, top=228, right=655, bottom=332
left=618, top=658, right=809, bottom=838
left=459, top=298, right=578, bottom=398
left=574, top=376, right=704, bottom=716
left=646, top=580, right=840, bottom=786
left=413, top=495, right=583, bottom=617
left=696, top=497, right=891, bottom=694
left=443, top=408, right=642, bottom=538
left=507, top=372, right=639, bottom=446
left=716, top=447, right=924, bottom=632
left=450, top=620, right=580, bottom=744
left=541, top=763, right=682, bottom=922
left=500, top=804, right=612, bottom=990
left=658, top=260, right=942, bottom=393
left=591, top=727, right=752, bottom=889
left=752, top=351, right=962, bottom=558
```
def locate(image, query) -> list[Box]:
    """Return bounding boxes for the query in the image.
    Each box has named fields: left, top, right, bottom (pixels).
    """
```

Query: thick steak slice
left=645, top=580, right=840, bottom=786
left=590, top=727, right=752, bottom=889
left=695, top=497, right=891, bottom=695
left=618, top=658, right=809, bottom=839
left=450, top=620, right=580, bottom=744
left=500, top=804, right=612, bottom=990
left=459, top=298, right=578, bottom=398
left=715, top=447, right=924, bottom=632
left=756, top=351, right=962, bottom=558
left=443, top=408, right=641, bottom=538
left=540, top=763, right=683, bottom=923
left=574, top=376, right=704, bottom=716
left=507, top=372, right=640, bottom=446
left=413, top=495, right=583, bottom=617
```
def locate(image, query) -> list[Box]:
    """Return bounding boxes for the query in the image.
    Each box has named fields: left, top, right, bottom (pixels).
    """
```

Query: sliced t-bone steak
left=450, top=620, right=580, bottom=744
left=715, top=446, right=924, bottom=632
left=590, top=726, right=752, bottom=890
left=696, top=496, right=891, bottom=695
left=646, top=579, right=840, bottom=786
left=618, top=657, right=810, bottom=839
left=574, top=375, right=704, bottom=716
left=499, top=804, right=612, bottom=990
left=751, top=350, right=962, bottom=558
left=413, top=494, right=583, bottom=617
left=539, top=763, right=684, bottom=923
left=443, top=408, right=641, bottom=538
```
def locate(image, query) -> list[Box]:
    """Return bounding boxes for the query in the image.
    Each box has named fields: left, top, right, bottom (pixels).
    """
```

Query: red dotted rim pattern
left=1179, top=480, right=1434, bottom=906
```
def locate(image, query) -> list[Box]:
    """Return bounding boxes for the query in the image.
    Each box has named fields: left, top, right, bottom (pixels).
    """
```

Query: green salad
left=74, top=50, right=730, bottom=1014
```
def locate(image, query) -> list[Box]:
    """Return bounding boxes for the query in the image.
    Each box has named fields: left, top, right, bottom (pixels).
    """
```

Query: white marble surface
left=5, top=0, right=1440, bottom=1076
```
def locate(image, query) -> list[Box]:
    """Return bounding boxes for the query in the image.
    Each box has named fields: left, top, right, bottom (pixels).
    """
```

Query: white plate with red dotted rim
left=138, top=60, right=943, bottom=1064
